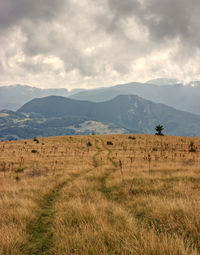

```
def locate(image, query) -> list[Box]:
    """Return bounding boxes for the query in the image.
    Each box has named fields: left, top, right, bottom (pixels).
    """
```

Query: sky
left=0, top=0, right=200, bottom=89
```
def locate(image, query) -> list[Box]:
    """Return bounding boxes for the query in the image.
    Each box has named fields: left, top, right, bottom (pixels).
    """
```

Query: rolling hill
left=12, top=94, right=200, bottom=138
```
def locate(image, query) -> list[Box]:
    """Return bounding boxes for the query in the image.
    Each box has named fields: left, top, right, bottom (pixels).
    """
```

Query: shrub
left=15, top=168, right=24, bottom=173
left=107, top=141, right=113, bottom=145
left=128, top=136, right=136, bottom=140
left=155, top=125, right=164, bottom=136
left=189, top=141, right=196, bottom=152
left=31, top=149, right=37, bottom=153
left=87, top=141, right=92, bottom=147
left=33, top=138, right=39, bottom=143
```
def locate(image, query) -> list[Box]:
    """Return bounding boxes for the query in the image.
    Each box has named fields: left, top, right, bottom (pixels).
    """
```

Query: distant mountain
left=18, top=96, right=93, bottom=117
left=0, top=84, right=86, bottom=111
left=70, top=82, right=200, bottom=115
left=9, top=94, right=200, bottom=138
left=2, top=80, right=200, bottom=115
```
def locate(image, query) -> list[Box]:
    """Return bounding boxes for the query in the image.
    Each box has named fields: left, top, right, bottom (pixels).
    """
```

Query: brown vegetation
left=0, top=134, right=200, bottom=254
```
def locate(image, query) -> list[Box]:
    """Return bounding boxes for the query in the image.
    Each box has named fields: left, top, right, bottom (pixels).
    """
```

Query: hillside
left=0, top=134, right=200, bottom=254
left=70, top=82, right=200, bottom=115
left=16, top=94, right=200, bottom=137
left=0, top=108, right=128, bottom=141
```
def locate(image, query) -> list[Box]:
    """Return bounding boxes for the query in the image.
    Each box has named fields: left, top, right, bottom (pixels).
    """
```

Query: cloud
left=0, top=0, right=200, bottom=89
left=0, top=0, right=68, bottom=30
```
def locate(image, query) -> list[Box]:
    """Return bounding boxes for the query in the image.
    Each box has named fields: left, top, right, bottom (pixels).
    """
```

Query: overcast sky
left=0, top=0, right=200, bottom=89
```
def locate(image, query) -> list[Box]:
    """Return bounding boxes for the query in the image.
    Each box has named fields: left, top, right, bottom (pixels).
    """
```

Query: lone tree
left=155, top=124, right=164, bottom=136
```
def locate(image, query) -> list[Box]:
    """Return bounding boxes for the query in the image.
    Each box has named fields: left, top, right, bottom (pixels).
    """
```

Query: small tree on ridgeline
left=155, top=124, right=164, bottom=136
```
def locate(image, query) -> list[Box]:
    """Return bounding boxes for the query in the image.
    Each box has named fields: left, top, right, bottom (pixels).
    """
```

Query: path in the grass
left=23, top=181, right=67, bottom=255
left=22, top=136, right=101, bottom=255
left=96, top=137, right=119, bottom=199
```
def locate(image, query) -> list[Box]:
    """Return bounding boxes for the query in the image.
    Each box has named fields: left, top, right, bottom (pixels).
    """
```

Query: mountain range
left=1, top=94, right=200, bottom=141
left=69, top=81, right=200, bottom=115
left=1, top=80, right=200, bottom=115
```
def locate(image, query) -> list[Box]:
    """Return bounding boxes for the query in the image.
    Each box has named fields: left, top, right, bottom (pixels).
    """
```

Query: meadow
left=0, top=134, right=200, bottom=255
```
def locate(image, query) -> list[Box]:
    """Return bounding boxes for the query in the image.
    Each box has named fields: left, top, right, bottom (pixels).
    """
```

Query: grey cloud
left=21, top=60, right=50, bottom=74
left=20, top=22, right=99, bottom=76
left=1, top=0, right=200, bottom=88
left=22, top=22, right=53, bottom=56
left=108, top=0, right=140, bottom=17
left=0, top=0, right=68, bottom=30
left=61, top=49, right=98, bottom=76
left=142, top=0, right=200, bottom=44
left=94, top=0, right=139, bottom=36
left=106, top=0, right=200, bottom=47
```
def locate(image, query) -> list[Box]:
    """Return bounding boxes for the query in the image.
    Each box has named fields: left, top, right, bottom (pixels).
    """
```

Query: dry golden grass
left=0, top=134, right=200, bottom=254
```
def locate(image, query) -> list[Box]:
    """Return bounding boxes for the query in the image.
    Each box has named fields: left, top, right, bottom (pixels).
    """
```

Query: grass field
left=0, top=134, right=200, bottom=254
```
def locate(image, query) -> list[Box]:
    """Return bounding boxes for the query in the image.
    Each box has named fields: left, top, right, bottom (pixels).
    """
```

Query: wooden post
left=119, top=160, right=124, bottom=182
left=148, top=153, right=151, bottom=174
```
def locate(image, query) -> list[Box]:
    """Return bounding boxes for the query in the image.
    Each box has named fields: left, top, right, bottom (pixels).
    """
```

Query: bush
left=15, top=168, right=24, bottom=173
left=31, top=149, right=37, bottom=153
left=87, top=141, right=92, bottom=147
left=107, top=141, right=113, bottom=145
left=33, top=137, right=39, bottom=143
left=189, top=141, right=196, bottom=152
left=155, top=125, right=164, bottom=136
left=128, top=136, right=136, bottom=140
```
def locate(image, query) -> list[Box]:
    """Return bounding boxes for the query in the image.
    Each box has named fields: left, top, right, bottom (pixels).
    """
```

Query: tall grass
left=0, top=134, right=200, bottom=254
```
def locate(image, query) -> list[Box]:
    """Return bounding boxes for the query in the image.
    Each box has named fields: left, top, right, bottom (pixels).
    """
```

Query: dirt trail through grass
left=22, top=136, right=101, bottom=255
left=95, top=138, right=119, bottom=198
left=22, top=181, right=66, bottom=255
